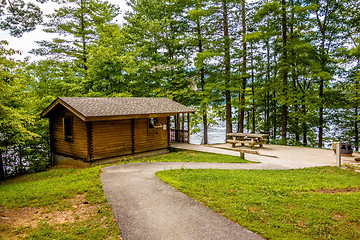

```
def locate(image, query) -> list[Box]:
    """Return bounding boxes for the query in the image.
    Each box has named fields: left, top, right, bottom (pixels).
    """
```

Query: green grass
left=0, top=167, right=121, bottom=239
left=0, top=151, right=252, bottom=239
left=156, top=166, right=360, bottom=240
left=124, top=150, right=253, bottom=163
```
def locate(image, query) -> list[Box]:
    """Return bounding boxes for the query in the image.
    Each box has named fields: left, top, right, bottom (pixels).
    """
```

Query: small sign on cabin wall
left=163, top=125, right=167, bottom=130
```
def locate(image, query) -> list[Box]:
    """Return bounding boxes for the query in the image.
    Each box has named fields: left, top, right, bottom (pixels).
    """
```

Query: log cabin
left=41, top=97, right=194, bottom=166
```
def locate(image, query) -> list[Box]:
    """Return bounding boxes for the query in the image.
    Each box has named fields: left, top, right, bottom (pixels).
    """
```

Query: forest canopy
left=1, top=0, right=360, bottom=178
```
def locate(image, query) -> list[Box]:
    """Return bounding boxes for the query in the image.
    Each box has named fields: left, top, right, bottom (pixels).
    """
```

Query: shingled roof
left=42, top=97, right=194, bottom=121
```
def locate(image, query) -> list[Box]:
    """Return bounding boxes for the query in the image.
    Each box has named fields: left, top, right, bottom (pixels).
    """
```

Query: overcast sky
left=1, top=0, right=130, bottom=60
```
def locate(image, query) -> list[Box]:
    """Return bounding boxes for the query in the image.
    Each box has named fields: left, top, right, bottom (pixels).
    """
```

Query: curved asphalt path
left=101, top=162, right=282, bottom=240
left=101, top=144, right=333, bottom=240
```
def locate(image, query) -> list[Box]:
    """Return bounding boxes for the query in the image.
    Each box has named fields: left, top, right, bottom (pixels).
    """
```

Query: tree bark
left=80, top=0, right=88, bottom=71
left=266, top=38, right=270, bottom=132
left=251, top=41, right=255, bottom=133
left=315, top=6, right=331, bottom=148
left=273, top=92, right=277, bottom=139
left=302, top=104, right=307, bottom=146
left=290, top=0, right=299, bottom=143
left=196, top=18, right=208, bottom=144
left=222, top=0, right=232, bottom=134
left=355, top=105, right=358, bottom=151
left=239, top=0, right=246, bottom=133
left=281, top=0, right=288, bottom=144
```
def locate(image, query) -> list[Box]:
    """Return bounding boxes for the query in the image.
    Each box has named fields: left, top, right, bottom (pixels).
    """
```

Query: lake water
left=190, top=120, right=230, bottom=145
left=189, top=120, right=334, bottom=149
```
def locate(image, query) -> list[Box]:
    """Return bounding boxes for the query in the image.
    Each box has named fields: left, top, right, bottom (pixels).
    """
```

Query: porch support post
left=187, top=113, right=190, bottom=143
left=167, top=116, right=170, bottom=147
left=182, top=113, right=185, bottom=142
left=176, top=113, right=180, bottom=142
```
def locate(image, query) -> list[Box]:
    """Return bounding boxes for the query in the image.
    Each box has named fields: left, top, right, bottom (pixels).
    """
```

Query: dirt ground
left=0, top=194, right=101, bottom=239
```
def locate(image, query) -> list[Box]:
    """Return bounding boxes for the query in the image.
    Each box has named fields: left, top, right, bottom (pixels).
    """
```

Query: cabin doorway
left=170, top=113, right=190, bottom=143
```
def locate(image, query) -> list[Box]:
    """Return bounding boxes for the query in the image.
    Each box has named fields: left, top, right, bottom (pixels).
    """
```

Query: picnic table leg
left=232, top=142, right=236, bottom=148
left=250, top=139, right=255, bottom=148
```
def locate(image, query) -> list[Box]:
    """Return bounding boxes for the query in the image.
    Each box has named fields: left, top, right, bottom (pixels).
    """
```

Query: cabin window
left=149, top=118, right=162, bottom=129
left=63, top=117, right=73, bottom=141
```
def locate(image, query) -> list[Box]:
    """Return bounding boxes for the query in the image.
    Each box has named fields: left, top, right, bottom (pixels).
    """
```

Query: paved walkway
left=171, top=142, right=341, bottom=168
left=101, top=143, right=338, bottom=240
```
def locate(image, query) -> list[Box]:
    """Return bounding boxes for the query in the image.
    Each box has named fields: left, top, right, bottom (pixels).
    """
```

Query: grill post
left=335, top=142, right=341, bottom=167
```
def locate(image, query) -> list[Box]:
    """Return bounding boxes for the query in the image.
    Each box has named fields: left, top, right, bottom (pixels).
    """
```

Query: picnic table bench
left=226, top=133, right=269, bottom=148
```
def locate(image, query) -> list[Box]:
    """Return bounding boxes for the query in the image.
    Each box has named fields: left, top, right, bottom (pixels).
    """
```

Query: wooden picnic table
left=226, top=133, right=269, bottom=148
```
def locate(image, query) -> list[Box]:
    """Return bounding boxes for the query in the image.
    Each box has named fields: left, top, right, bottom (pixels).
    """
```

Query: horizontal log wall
left=92, top=120, right=133, bottom=159
left=51, top=110, right=170, bottom=161
left=51, top=108, right=88, bottom=160
left=134, top=117, right=168, bottom=153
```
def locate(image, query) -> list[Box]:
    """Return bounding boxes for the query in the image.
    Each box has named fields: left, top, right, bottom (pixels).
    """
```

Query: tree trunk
left=355, top=105, right=358, bottom=151
left=355, top=59, right=359, bottom=151
left=239, top=0, right=246, bottom=133
left=302, top=104, right=307, bottom=146
left=273, top=92, right=277, bottom=140
left=251, top=41, right=255, bottom=133
left=266, top=39, right=270, bottom=132
left=222, top=0, right=232, bottom=134
left=318, top=83, right=324, bottom=148
left=281, top=0, right=288, bottom=144
left=316, top=8, right=328, bottom=148
left=196, top=18, right=208, bottom=144
left=290, top=0, right=299, bottom=143
left=80, top=0, right=87, bottom=71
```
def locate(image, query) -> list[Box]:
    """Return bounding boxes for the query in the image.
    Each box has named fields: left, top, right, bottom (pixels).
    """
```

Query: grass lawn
left=0, top=151, right=250, bottom=239
left=0, top=166, right=121, bottom=239
left=156, top=166, right=360, bottom=240
left=127, top=150, right=253, bottom=163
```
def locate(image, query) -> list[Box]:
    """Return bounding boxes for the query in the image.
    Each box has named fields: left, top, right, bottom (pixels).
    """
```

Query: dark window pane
left=64, top=117, right=72, bottom=138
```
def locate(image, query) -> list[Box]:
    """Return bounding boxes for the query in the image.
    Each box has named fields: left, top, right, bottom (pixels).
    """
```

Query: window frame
left=148, top=117, right=162, bottom=129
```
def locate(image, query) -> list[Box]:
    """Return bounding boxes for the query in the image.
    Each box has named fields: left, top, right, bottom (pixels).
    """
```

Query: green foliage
left=31, top=0, right=119, bottom=70
left=2, top=0, right=360, bottom=175
left=0, top=42, right=38, bottom=150
left=0, top=42, right=52, bottom=179
left=0, top=0, right=43, bottom=37
left=157, top=167, right=360, bottom=239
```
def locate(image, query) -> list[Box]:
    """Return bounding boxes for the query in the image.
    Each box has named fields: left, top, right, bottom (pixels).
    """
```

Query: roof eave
left=84, top=111, right=195, bottom=122
left=41, top=97, right=86, bottom=121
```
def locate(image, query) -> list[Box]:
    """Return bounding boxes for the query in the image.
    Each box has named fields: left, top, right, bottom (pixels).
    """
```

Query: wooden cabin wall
left=51, top=108, right=88, bottom=160
left=134, top=117, right=168, bottom=153
left=92, top=120, right=133, bottom=159
left=50, top=111, right=169, bottom=161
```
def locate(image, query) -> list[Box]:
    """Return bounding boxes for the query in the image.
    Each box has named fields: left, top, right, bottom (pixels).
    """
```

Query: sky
left=0, top=0, right=130, bottom=60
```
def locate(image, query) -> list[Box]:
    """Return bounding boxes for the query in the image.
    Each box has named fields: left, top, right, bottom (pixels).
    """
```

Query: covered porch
left=170, top=113, right=190, bottom=143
